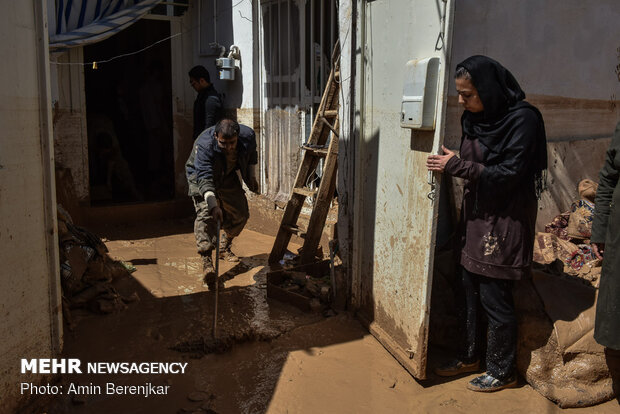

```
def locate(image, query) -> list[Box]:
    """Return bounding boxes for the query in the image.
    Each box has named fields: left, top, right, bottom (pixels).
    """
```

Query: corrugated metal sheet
left=264, top=107, right=303, bottom=202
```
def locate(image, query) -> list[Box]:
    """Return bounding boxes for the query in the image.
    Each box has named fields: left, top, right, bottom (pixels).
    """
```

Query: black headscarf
left=457, top=55, right=547, bottom=197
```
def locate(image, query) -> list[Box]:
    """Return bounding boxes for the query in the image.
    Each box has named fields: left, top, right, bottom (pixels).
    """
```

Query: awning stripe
left=56, top=0, right=64, bottom=35
left=77, top=0, right=88, bottom=29
left=94, top=0, right=103, bottom=20
left=49, top=0, right=161, bottom=50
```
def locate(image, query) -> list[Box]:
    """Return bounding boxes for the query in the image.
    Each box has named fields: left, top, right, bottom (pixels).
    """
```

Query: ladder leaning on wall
left=268, top=43, right=341, bottom=264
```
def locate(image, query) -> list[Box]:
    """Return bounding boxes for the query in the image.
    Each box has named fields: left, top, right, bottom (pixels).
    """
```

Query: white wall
left=0, top=1, right=61, bottom=412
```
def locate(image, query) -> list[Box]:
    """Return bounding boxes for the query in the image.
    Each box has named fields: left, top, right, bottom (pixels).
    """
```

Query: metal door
left=258, top=0, right=338, bottom=202
left=352, top=0, right=455, bottom=379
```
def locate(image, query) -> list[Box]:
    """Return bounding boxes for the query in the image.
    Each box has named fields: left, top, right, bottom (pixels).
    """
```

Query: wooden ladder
left=268, top=44, right=340, bottom=264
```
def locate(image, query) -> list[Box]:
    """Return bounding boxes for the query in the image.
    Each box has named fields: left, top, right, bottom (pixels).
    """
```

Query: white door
left=352, top=0, right=455, bottom=379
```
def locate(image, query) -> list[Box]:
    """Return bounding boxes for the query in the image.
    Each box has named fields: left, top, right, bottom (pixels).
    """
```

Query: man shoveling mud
left=186, top=119, right=259, bottom=288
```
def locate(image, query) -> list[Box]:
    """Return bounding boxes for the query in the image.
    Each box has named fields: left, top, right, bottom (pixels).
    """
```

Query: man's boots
left=219, top=233, right=240, bottom=262
left=201, top=253, right=220, bottom=290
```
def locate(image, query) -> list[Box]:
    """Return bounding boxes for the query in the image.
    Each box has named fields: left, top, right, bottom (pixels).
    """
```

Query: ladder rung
left=282, top=224, right=306, bottom=238
left=292, top=187, right=318, bottom=198
left=321, top=110, right=338, bottom=118
left=320, top=117, right=338, bottom=136
left=303, top=147, right=329, bottom=157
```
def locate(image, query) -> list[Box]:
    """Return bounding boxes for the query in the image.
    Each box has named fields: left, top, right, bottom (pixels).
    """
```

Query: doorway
left=84, top=18, right=174, bottom=205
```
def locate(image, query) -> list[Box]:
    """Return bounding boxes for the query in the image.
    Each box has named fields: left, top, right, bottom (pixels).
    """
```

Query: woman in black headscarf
left=427, top=55, right=547, bottom=392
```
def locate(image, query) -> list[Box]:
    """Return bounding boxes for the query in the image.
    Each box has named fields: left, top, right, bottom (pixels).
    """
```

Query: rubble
left=267, top=260, right=335, bottom=313
left=57, top=204, right=137, bottom=324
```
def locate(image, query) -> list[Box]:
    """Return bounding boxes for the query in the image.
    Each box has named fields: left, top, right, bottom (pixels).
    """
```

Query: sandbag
left=515, top=271, right=617, bottom=408
left=566, top=199, right=595, bottom=240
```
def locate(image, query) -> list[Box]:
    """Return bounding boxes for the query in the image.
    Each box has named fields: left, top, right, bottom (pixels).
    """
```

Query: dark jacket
left=593, top=121, right=620, bottom=349
left=446, top=55, right=547, bottom=281
left=185, top=124, right=258, bottom=198
left=193, top=84, right=222, bottom=139
left=445, top=107, right=541, bottom=280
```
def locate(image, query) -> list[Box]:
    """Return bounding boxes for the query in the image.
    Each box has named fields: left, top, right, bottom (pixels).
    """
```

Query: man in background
left=188, top=65, right=222, bottom=139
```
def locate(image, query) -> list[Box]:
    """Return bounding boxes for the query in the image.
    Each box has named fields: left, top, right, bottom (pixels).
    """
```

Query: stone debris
left=57, top=204, right=137, bottom=324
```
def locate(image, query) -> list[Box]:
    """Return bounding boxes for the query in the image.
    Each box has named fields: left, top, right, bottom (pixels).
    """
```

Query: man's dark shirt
left=193, top=84, right=222, bottom=139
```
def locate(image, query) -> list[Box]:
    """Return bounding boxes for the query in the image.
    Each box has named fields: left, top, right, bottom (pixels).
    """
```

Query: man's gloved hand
left=248, top=177, right=260, bottom=194
left=210, top=205, right=223, bottom=224
left=248, top=164, right=259, bottom=194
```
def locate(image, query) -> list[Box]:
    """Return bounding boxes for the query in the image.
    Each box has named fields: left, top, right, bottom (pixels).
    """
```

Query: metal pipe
left=278, top=0, right=282, bottom=106
left=320, top=0, right=325, bottom=94
left=212, top=220, right=221, bottom=338
left=352, top=0, right=367, bottom=308
left=258, top=3, right=267, bottom=194
left=269, top=4, right=273, bottom=104
left=287, top=0, right=292, bottom=108
left=213, top=0, right=217, bottom=43
left=299, top=0, right=305, bottom=107
left=331, top=0, right=336, bottom=53
left=310, top=0, right=315, bottom=113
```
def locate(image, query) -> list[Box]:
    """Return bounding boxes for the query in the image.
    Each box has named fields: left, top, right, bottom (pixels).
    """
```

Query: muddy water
left=32, top=220, right=620, bottom=413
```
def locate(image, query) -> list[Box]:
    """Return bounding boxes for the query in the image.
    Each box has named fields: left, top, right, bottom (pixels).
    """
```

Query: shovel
left=212, top=219, right=221, bottom=339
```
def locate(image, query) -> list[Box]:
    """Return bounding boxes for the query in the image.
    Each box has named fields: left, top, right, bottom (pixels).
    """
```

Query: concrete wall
left=446, top=0, right=620, bottom=226
left=50, top=48, right=89, bottom=202
left=0, top=1, right=61, bottom=412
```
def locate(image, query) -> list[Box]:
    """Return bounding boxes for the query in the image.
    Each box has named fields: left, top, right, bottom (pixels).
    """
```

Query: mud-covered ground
left=25, top=219, right=620, bottom=414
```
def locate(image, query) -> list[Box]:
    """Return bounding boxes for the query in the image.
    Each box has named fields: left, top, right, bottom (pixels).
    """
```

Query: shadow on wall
left=355, top=127, right=380, bottom=324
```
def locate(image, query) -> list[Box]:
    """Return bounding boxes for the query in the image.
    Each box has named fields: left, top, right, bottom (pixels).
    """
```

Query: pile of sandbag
left=514, top=270, right=617, bottom=408
left=517, top=178, right=618, bottom=407
left=534, top=179, right=601, bottom=286
left=57, top=205, right=137, bottom=321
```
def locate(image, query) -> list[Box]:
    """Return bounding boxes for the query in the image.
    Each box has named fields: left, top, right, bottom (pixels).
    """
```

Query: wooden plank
left=300, top=120, right=339, bottom=263
left=268, top=192, right=306, bottom=263
left=282, top=224, right=306, bottom=238
left=303, top=147, right=329, bottom=157
left=292, top=187, right=318, bottom=198
left=306, top=70, right=339, bottom=145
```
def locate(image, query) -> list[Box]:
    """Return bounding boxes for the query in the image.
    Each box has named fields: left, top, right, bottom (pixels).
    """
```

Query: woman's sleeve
left=591, top=123, right=620, bottom=244
left=477, top=109, right=540, bottom=194
left=444, top=155, right=484, bottom=180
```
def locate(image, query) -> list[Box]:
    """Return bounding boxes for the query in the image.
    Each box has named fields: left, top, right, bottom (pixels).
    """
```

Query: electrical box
left=400, top=57, right=440, bottom=130
left=215, top=57, right=236, bottom=81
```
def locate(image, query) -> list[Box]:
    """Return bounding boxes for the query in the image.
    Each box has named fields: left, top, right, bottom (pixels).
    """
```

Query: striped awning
left=49, top=0, right=162, bottom=50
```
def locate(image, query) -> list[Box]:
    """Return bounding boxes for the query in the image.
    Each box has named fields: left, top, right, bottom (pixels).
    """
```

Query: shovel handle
left=213, top=219, right=221, bottom=339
